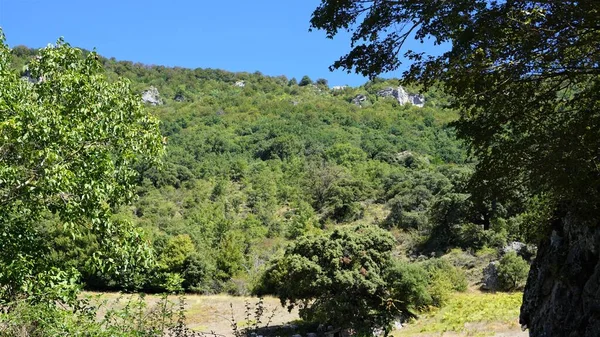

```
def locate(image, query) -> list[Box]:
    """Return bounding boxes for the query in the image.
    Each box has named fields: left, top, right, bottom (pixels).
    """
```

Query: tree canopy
left=310, top=0, right=600, bottom=212
left=0, top=34, right=164, bottom=303
left=256, top=225, right=431, bottom=335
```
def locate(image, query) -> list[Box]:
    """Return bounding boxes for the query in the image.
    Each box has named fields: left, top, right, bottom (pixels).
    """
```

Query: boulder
left=352, top=94, right=368, bottom=106
left=376, top=86, right=425, bottom=107
left=235, top=80, right=246, bottom=87
left=503, top=241, right=537, bottom=261
left=481, top=261, right=500, bottom=291
left=173, top=93, right=185, bottom=102
left=141, top=86, right=163, bottom=106
left=502, top=241, right=527, bottom=255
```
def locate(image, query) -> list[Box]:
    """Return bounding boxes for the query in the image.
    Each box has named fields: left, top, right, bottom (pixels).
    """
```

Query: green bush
left=457, top=223, right=508, bottom=250
left=0, top=294, right=192, bottom=337
left=385, top=261, right=433, bottom=314
left=422, top=258, right=468, bottom=306
left=497, top=252, right=529, bottom=291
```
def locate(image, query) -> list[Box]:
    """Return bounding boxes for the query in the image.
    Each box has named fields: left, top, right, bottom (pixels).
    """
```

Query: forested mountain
left=9, top=46, right=536, bottom=295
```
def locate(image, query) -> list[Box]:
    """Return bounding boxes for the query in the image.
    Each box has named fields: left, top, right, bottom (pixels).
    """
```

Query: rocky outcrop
left=377, top=86, right=425, bottom=107
left=352, top=94, right=368, bottom=106
left=503, top=241, right=537, bottom=261
left=520, top=211, right=600, bottom=336
left=235, top=80, right=246, bottom=87
left=141, top=86, right=163, bottom=106
left=482, top=261, right=500, bottom=291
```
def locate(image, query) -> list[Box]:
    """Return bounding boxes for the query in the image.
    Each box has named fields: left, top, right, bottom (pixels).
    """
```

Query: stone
left=235, top=80, right=245, bottom=87
left=502, top=241, right=537, bottom=261
left=332, top=85, right=347, bottom=90
left=372, top=328, right=385, bottom=336
left=352, top=94, right=368, bottom=106
left=502, top=241, right=527, bottom=255
left=481, top=261, right=500, bottom=291
left=141, top=86, right=163, bottom=106
left=174, top=93, right=185, bottom=102
left=376, top=86, right=425, bottom=107
left=520, top=211, right=600, bottom=336
left=307, top=333, right=317, bottom=337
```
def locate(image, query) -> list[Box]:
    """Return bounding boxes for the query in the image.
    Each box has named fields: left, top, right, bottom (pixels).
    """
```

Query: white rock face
left=377, top=86, right=425, bottom=107
left=234, top=80, right=246, bottom=87
left=141, top=86, right=163, bottom=106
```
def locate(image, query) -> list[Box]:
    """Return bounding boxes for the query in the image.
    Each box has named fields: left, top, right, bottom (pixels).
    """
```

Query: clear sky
left=0, top=0, right=441, bottom=87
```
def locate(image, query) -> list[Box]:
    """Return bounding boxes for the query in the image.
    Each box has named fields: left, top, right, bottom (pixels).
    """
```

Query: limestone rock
left=503, top=241, right=537, bottom=261
left=482, top=261, right=500, bottom=291
left=520, top=211, right=600, bottom=336
left=234, top=80, right=245, bottom=87
left=141, top=86, right=163, bottom=106
left=352, top=94, right=368, bottom=106
left=502, top=241, right=527, bottom=255
left=377, top=86, right=425, bottom=107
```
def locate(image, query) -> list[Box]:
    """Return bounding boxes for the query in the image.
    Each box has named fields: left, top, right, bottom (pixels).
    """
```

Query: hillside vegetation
left=9, top=45, right=541, bottom=295
left=2, top=44, right=540, bottom=335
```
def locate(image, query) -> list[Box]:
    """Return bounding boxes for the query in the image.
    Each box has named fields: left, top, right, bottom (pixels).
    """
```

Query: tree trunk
left=520, top=211, right=600, bottom=336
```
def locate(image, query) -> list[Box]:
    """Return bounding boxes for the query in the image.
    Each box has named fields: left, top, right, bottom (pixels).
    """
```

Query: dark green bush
left=497, top=252, right=529, bottom=291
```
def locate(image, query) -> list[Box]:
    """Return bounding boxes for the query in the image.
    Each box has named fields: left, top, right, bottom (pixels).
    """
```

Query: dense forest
left=7, top=45, right=539, bottom=300
left=2, top=1, right=597, bottom=336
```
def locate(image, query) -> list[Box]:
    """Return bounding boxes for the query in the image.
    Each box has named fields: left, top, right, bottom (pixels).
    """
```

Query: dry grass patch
left=83, top=292, right=299, bottom=336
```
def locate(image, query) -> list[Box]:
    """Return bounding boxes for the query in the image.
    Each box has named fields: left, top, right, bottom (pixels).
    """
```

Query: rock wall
left=377, top=86, right=425, bottom=107
left=520, top=211, right=600, bottom=336
left=141, top=86, right=163, bottom=106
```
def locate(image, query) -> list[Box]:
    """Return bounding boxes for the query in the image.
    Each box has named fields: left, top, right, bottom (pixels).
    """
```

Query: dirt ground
left=85, top=292, right=528, bottom=337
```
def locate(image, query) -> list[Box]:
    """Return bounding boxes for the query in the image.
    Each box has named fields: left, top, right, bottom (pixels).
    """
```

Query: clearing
left=84, top=291, right=527, bottom=337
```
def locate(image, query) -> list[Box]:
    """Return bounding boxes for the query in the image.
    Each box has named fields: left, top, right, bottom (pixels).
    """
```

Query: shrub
left=299, top=75, right=312, bottom=86
left=0, top=294, right=197, bottom=337
left=422, top=258, right=468, bottom=306
left=497, top=252, right=529, bottom=291
left=256, top=225, right=422, bottom=335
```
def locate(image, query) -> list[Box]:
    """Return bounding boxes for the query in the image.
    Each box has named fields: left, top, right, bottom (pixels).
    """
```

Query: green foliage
left=256, top=225, right=430, bottom=335
left=421, top=259, right=468, bottom=307
left=6, top=31, right=539, bottom=296
left=310, top=0, right=600, bottom=232
left=497, top=252, right=530, bottom=291
left=298, top=75, right=312, bottom=86
left=0, top=294, right=199, bottom=337
left=0, top=32, right=163, bottom=303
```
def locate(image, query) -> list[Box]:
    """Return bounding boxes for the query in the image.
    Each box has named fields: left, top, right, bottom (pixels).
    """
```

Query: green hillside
left=9, top=45, right=534, bottom=296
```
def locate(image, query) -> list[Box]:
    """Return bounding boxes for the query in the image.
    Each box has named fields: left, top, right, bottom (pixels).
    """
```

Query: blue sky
left=0, top=0, right=441, bottom=87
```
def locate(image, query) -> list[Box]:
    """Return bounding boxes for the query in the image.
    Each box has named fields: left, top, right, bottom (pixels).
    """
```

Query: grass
left=83, top=290, right=524, bottom=337
left=395, top=291, right=524, bottom=337
left=83, top=292, right=299, bottom=335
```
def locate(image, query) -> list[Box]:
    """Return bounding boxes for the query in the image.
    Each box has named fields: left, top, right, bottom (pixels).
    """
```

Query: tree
left=0, top=33, right=164, bottom=303
left=315, top=78, right=329, bottom=87
left=310, top=1, right=600, bottom=335
left=256, top=225, right=429, bottom=336
left=298, top=75, right=313, bottom=86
